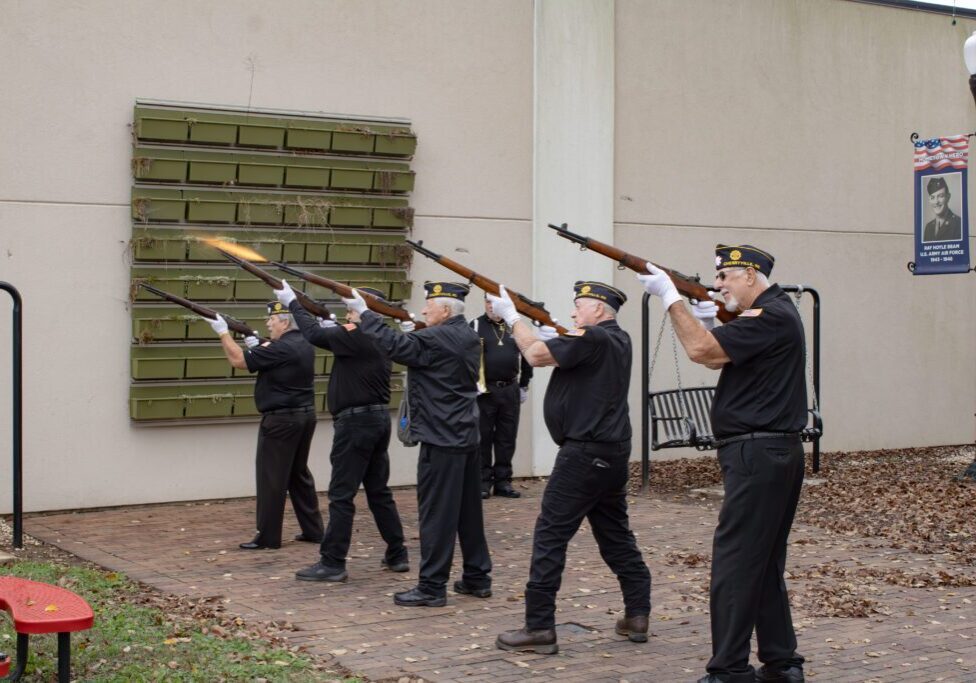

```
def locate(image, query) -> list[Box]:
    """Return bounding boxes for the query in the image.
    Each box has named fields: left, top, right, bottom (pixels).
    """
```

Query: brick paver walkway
left=26, top=480, right=976, bottom=682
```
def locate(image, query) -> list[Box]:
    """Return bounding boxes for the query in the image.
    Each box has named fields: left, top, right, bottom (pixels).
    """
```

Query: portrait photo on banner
left=920, top=171, right=964, bottom=244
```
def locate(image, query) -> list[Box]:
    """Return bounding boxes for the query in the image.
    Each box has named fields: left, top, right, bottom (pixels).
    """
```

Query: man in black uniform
left=471, top=295, right=533, bottom=499
left=270, top=282, right=409, bottom=583
left=208, top=303, right=324, bottom=550
left=488, top=281, right=651, bottom=654
left=346, top=281, right=492, bottom=607
left=639, top=245, right=807, bottom=683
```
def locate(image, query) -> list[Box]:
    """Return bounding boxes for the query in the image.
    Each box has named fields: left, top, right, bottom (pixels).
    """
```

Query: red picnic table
left=0, top=576, right=94, bottom=682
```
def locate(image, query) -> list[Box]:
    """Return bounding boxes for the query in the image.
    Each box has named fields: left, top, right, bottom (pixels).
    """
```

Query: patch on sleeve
left=343, top=323, right=357, bottom=331
left=738, top=308, right=763, bottom=318
left=565, top=329, right=586, bottom=337
left=260, top=341, right=272, bottom=347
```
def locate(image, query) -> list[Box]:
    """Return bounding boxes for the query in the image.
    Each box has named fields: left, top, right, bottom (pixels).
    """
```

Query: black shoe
left=381, top=557, right=410, bottom=573
left=453, top=580, right=492, bottom=598
left=393, top=587, right=446, bottom=607
left=493, top=484, right=521, bottom=498
left=293, top=532, right=322, bottom=543
left=697, top=672, right=757, bottom=683
left=755, top=665, right=804, bottom=682
left=239, top=537, right=280, bottom=550
left=495, top=627, right=558, bottom=654
left=481, top=488, right=491, bottom=499
left=295, top=561, right=348, bottom=582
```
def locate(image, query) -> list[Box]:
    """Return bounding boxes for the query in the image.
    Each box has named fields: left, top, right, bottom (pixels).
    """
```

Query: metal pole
left=0, top=282, right=22, bottom=549
left=810, top=287, right=822, bottom=473
left=641, top=292, right=650, bottom=492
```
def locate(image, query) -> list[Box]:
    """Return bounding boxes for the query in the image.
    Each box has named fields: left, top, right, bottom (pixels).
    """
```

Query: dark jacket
left=359, top=312, right=480, bottom=448
left=923, top=210, right=962, bottom=242
left=287, top=301, right=391, bottom=415
left=244, top=329, right=316, bottom=413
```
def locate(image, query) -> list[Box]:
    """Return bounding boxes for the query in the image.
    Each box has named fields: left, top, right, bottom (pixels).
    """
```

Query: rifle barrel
left=405, top=239, right=442, bottom=261
left=270, top=262, right=427, bottom=329
left=547, top=222, right=737, bottom=323
left=137, top=283, right=265, bottom=339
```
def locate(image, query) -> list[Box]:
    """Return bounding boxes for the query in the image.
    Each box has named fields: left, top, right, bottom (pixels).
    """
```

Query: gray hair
left=753, top=271, right=769, bottom=287
left=431, top=297, right=465, bottom=316
left=275, top=313, right=298, bottom=331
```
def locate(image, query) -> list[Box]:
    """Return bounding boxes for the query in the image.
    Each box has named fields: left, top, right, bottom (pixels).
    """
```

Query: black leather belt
left=334, top=403, right=388, bottom=419
left=486, top=379, right=515, bottom=387
left=263, top=405, right=316, bottom=416
left=562, top=439, right=631, bottom=456
left=714, top=431, right=801, bottom=448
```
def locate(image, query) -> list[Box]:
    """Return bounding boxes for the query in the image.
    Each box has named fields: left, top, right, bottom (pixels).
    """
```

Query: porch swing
left=638, top=286, right=823, bottom=490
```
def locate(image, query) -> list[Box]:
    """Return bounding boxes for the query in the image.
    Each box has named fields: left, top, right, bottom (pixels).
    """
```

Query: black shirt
left=359, top=312, right=481, bottom=448
left=244, top=329, right=316, bottom=413
left=710, top=284, right=807, bottom=438
left=471, top=314, right=533, bottom=387
left=543, top=319, right=632, bottom=445
left=288, top=301, right=391, bottom=415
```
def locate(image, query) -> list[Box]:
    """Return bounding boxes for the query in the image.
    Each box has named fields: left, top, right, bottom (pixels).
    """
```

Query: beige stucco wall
left=0, top=0, right=534, bottom=512
left=614, top=0, right=976, bottom=456
left=0, top=0, right=974, bottom=512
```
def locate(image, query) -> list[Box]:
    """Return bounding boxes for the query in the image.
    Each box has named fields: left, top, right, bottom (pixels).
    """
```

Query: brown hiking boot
left=615, top=614, right=648, bottom=642
left=495, top=627, right=558, bottom=654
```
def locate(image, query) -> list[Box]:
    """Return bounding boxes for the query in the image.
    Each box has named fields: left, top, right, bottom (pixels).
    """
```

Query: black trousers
left=524, top=441, right=650, bottom=630
left=416, top=443, right=492, bottom=597
left=707, top=437, right=806, bottom=679
left=478, top=383, right=520, bottom=486
left=320, top=409, right=406, bottom=569
left=254, top=412, right=323, bottom=548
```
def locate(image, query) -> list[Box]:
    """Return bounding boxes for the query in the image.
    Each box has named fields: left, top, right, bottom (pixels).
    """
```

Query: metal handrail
left=0, top=282, right=22, bottom=548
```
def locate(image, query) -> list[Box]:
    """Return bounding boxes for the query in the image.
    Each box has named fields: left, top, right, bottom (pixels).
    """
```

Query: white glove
left=341, top=289, right=368, bottom=315
left=208, top=314, right=229, bottom=336
left=399, top=318, right=416, bottom=332
left=244, top=335, right=260, bottom=348
left=485, top=285, right=521, bottom=326
left=275, top=279, right=297, bottom=307
left=690, top=300, right=719, bottom=331
left=537, top=324, right=559, bottom=341
left=637, top=262, right=682, bottom=310
left=519, top=387, right=528, bottom=404
left=316, top=316, right=338, bottom=328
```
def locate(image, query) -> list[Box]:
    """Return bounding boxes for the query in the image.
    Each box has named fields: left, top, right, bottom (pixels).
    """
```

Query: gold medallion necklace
left=492, top=322, right=506, bottom=346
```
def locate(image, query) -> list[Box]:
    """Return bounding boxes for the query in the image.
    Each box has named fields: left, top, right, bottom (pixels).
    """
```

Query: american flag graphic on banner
left=913, top=134, right=971, bottom=275
left=913, top=134, right=969, bottom=171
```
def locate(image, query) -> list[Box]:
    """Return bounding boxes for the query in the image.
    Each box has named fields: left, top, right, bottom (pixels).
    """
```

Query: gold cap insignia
left=730, top=249, right=741, bottom=261
left=580, top=285, right=591, bottom=294
left=433, top=284, right=443, bottom=294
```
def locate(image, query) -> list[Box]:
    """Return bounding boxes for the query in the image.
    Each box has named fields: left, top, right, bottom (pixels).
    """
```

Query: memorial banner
left=913, top=135, right=971, bottom=275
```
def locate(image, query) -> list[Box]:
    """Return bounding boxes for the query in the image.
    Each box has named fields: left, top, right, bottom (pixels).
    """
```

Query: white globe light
left=965, top=30, right=976, bottom=75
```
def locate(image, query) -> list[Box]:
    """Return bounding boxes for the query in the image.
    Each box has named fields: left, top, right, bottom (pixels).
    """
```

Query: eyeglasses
left=715, top=268, right=746, bottom=282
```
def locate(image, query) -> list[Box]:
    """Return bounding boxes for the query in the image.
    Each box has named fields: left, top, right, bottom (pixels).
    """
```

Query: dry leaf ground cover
left=7, top=444, right=976, bottom=682
left=636, top=444, right=976, bottom=564
left=635, top=444, right=976, bottom=620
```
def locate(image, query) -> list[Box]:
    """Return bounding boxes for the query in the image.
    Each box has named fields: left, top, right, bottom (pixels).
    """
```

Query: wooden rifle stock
left=406, top=240, right=569, bottom=335
left=137, top=283, right=267, bottom=341
left=271, top=262, right=427, bottom=330
left=546, top=223, right=737, bottom=324
left=216, top=249, right=335, bottom=321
